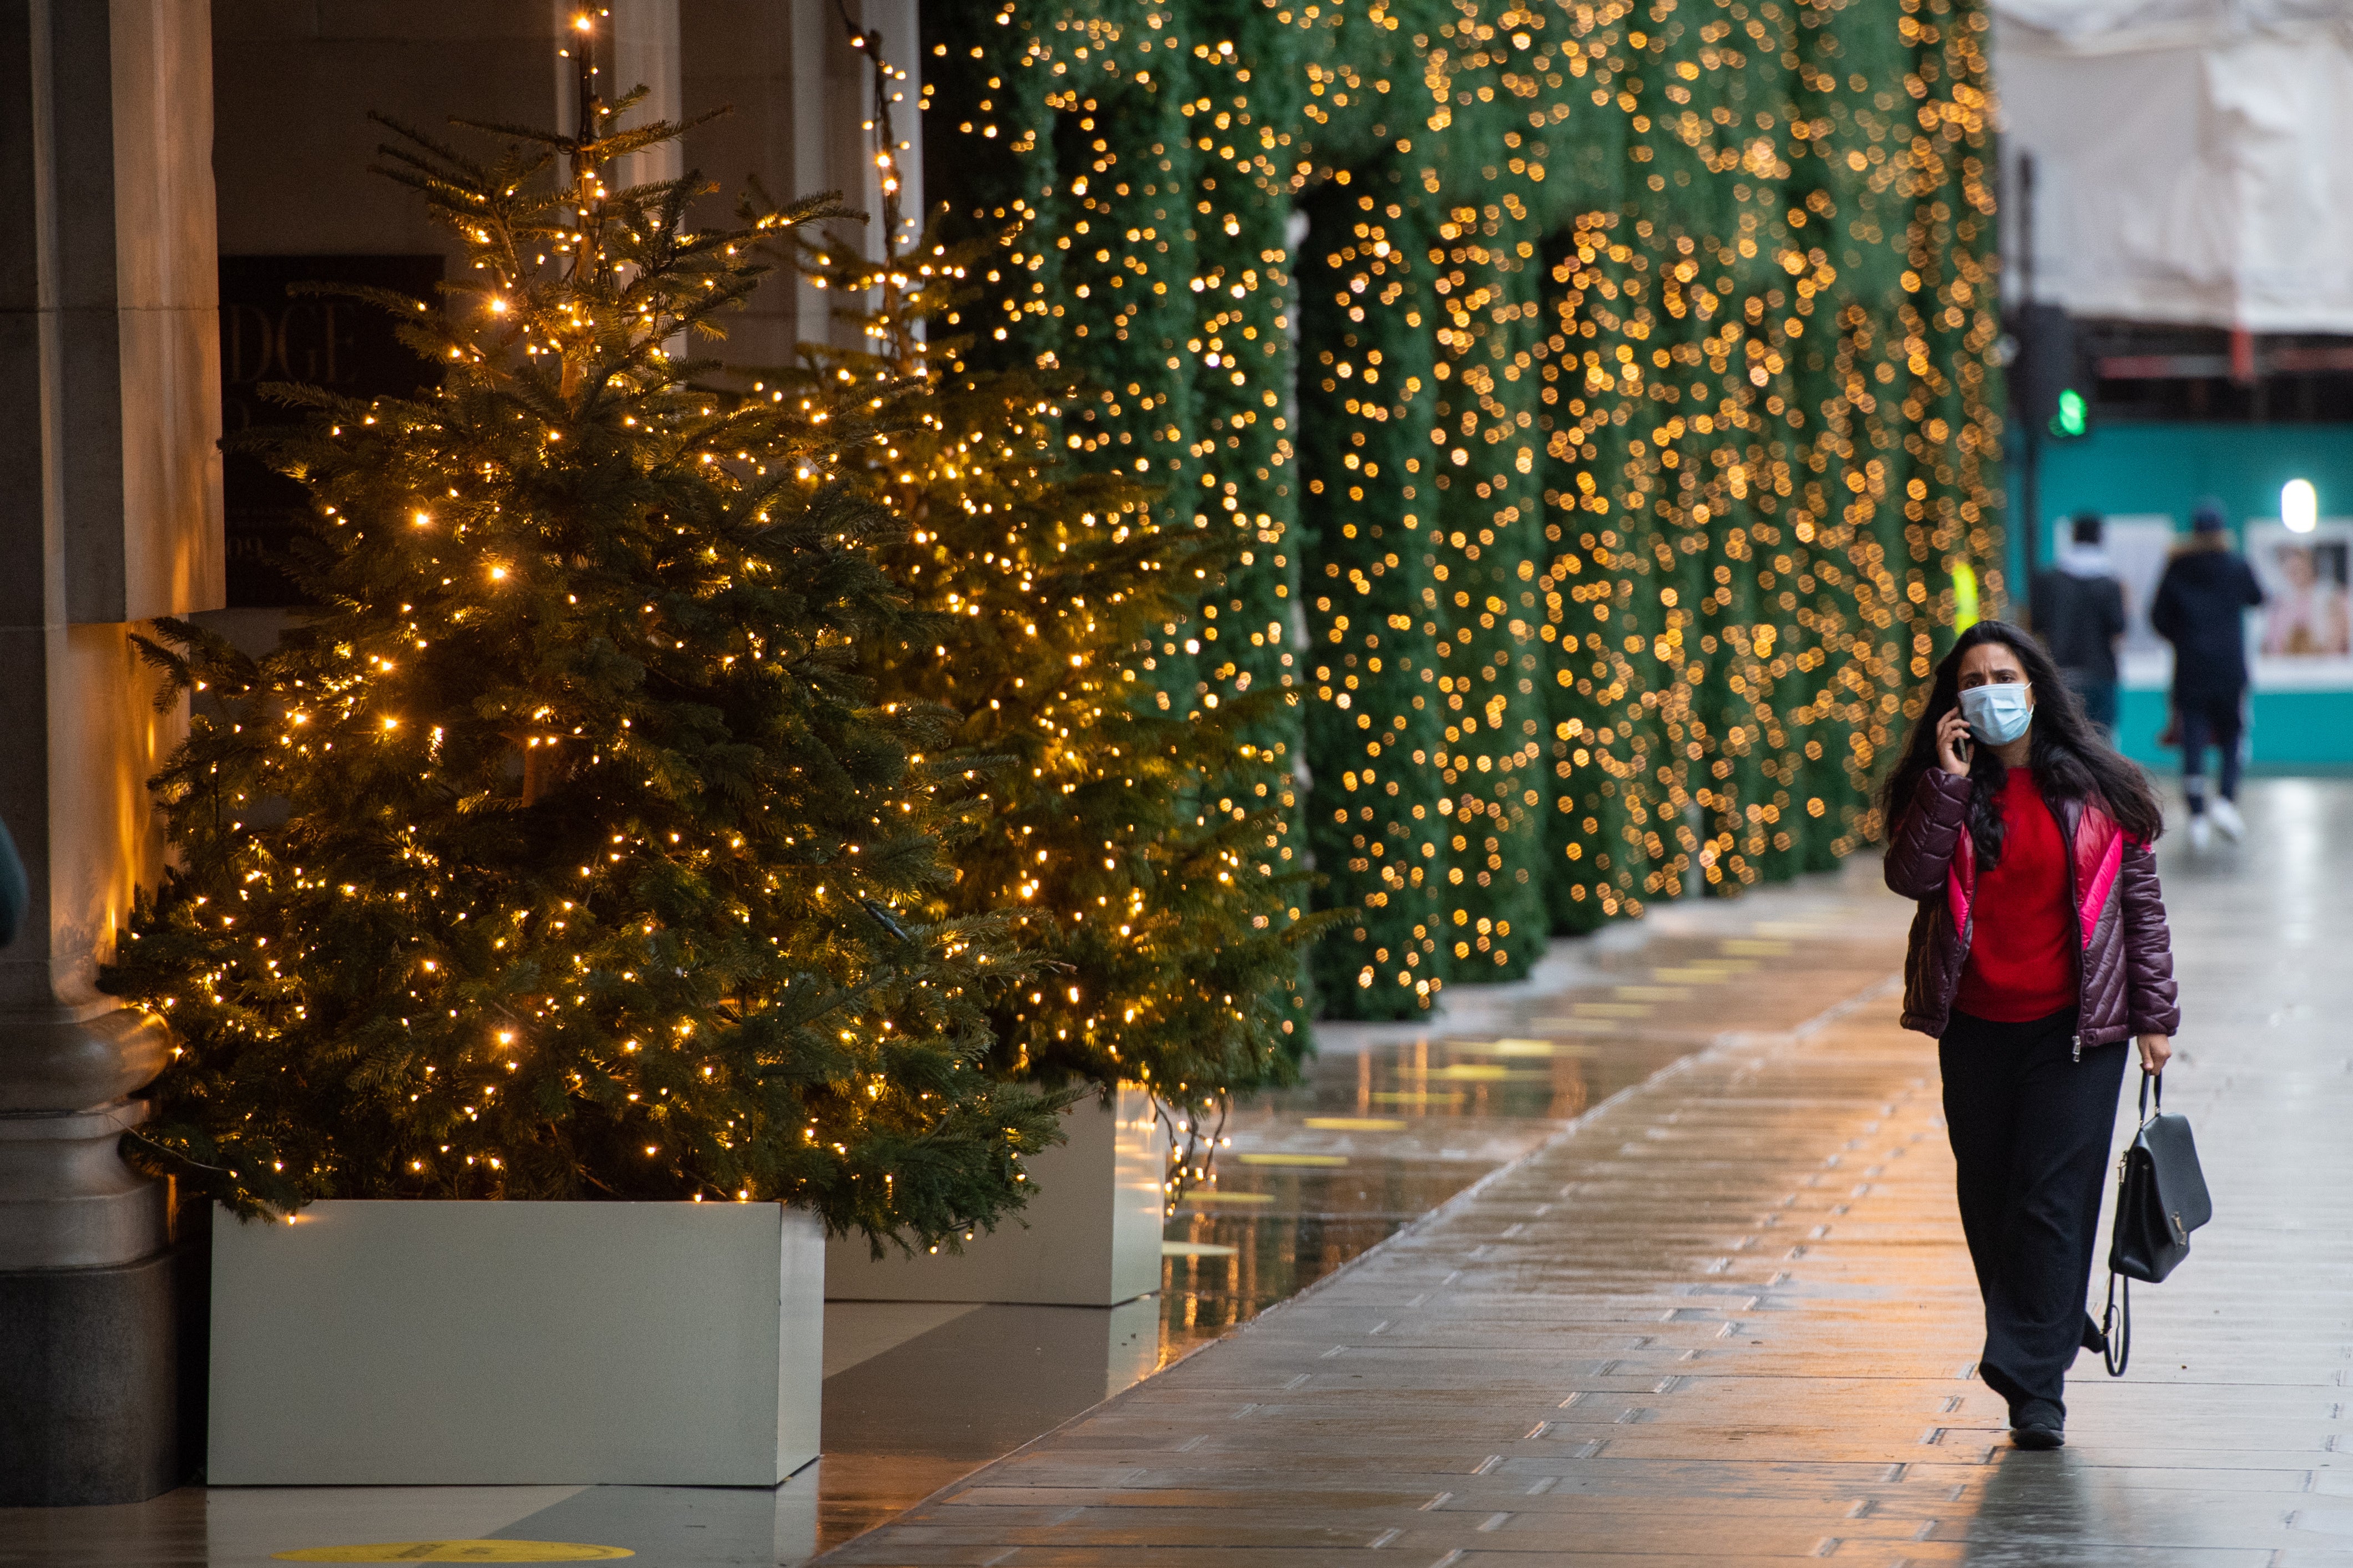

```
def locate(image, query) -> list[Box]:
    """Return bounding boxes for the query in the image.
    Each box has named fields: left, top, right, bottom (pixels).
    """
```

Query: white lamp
left=2282, top=476, right=2318, bottom=534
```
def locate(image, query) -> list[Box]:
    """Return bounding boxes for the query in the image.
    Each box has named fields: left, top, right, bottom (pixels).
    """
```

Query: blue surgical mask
left=1958, top=683, right=2033, bottom=745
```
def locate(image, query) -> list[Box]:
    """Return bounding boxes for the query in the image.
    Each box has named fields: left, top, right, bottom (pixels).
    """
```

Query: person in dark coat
left=2030, top=511, right=2128, bottom=735
left=1879, top=620, right=2178, bottom=1452
left=2150, top=501, right=2265, bottom=849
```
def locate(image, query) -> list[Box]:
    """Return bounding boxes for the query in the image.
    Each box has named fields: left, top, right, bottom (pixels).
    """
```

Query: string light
left=748, top=12, right=1333, bottom=1200
left=936, top=0, right=1998, bottom=1016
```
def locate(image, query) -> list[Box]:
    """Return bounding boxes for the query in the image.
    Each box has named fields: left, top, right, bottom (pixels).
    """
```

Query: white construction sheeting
left=1996, top=0, right=2353, bottom=331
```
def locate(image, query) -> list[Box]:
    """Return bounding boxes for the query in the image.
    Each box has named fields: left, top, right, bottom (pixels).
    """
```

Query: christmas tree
left=104, top=97, right=1065, bottom=1245
left=770, top=184, right=1327, bottom=1174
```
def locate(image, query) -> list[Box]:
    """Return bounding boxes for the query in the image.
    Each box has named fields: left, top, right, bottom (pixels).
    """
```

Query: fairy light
left=939, top=0, right=2000, bottom=1015
left=757, top=18, right=1320, bottom=1181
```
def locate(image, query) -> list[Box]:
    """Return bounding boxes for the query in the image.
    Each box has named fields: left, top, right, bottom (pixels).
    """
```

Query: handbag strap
left=2103, top=1270, right=2131, bottom=1377
left=2104, top=1075, right=2150, bottom=1379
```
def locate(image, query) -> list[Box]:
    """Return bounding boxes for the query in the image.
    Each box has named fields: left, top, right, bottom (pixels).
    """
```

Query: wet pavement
left=821, top=778, right=2353, bottom=1567
left=1157, top=889, right=1909, bottom=1363
left=818, top=866, right=1910, bottom=1550
left=6, top=777, right=2335, bottom=1566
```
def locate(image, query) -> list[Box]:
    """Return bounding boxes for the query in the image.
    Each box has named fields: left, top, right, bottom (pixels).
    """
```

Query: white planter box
left=825, top=1085, right=1164, bottom=1307
left=208, top=1200, right=823, bottom=1485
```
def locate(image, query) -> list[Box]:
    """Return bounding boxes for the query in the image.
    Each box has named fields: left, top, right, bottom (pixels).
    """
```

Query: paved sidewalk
left=823, top=778, right=2353, bottom=1567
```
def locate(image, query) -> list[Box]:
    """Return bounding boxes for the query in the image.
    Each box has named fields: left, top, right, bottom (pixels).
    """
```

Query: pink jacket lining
left=1945, top=799, right=2129, bottom=952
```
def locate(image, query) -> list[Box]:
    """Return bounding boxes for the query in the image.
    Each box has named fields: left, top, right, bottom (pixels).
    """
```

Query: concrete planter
left=208, top=1200, right=823, bottom=1485
left=826, top=1085, right=1164, bottom=1306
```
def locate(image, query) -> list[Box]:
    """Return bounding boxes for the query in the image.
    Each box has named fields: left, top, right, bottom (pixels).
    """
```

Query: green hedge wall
left=921, top=0, right=2001, bottom=1019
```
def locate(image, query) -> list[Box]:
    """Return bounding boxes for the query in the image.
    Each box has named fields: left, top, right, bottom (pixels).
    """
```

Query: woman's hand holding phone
left=1936, top=707, right=1973, bottom=778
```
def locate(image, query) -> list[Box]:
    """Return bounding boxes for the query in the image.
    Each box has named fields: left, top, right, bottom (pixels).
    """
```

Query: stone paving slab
left=818, top=780, right=2353, bottom=1568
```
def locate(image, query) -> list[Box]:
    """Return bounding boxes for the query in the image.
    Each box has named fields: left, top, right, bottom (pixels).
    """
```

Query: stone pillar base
left=0, top=1245, right=191, bottom=1505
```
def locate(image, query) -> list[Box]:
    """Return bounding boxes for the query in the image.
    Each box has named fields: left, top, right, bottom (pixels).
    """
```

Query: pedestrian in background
left=1879, top=620, right=2178, bottom=1452
left=2151, top=501, right=2265, bottom=849
left=2031, top=511, right=2128, bottom=735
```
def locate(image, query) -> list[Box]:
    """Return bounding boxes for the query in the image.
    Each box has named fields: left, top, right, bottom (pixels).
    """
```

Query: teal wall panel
left=2017, top=423, right=2353, bottom=768
left=2118, top=687, right=2353, bottom=771
left=2031, top=423, right=2353, bottom=552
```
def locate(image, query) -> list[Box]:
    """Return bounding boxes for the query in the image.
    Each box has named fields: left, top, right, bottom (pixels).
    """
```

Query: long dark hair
left=1877, top=618, right=2164, bottom=869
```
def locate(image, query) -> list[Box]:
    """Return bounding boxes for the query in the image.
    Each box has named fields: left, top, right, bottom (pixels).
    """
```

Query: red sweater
left=1955, top=769, right=2078, bottom=1022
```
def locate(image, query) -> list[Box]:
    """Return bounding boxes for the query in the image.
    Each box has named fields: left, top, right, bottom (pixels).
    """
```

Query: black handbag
left=2101, top=1069, right=2212, bottom=1376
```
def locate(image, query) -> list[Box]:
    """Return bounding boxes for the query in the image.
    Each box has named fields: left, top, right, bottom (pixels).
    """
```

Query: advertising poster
left=2246, top=521, right=2353, bottom=691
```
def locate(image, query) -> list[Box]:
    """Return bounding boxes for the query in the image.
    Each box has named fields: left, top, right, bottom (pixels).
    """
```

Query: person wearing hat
left=2150, top=501, right=2265, bottom=849
left=2030, top=511, right=2128, bottom=736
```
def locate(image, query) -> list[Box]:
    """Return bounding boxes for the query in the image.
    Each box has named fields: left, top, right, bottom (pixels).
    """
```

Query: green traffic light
left=2050, top=387, right=2087, bottom=438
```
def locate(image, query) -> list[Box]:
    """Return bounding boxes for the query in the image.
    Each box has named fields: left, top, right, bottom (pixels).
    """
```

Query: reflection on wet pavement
left=817, top=864, right=1905, bottom=1552
left=1157, top=904, right=1905, bottom=1363
left=817, top=1301, right=1160, bottom=1547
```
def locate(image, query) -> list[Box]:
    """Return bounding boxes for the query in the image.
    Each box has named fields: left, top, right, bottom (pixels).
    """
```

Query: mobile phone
left=1955, top=732, right=1972, bottom=764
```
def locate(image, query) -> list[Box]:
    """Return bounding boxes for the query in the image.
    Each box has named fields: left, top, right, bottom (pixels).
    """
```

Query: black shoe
left=2081, top=1314, right=2108, bottom=1356
left=2010, top=1398, right=2064, bottom=1450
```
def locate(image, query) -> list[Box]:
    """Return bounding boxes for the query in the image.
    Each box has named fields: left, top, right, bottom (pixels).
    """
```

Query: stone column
left=605, top=0, right=684, bottom=191
left=682, top=0, right=924, bottom=363
left=0, top=0, right=222, bottom=1506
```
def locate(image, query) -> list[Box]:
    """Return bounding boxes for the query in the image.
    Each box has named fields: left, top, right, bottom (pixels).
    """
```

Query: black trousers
left=1939, top=1007, right=2127, bottom=1416
left=2176, top=696, right=2244, bottom=806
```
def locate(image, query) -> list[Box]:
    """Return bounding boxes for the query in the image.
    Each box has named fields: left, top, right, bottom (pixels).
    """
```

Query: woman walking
left=1879, top=621, right=2179, bottom=1450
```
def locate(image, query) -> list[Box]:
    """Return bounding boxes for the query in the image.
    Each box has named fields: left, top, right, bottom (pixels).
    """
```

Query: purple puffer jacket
left=1884, top=769, right=2181, bottom=1051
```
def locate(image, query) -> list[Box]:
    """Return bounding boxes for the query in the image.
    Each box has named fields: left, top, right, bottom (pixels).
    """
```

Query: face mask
left=1958, top=683, right=2033, bottom=746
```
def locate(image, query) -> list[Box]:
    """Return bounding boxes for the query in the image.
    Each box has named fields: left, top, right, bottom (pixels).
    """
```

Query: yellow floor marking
left=1162, top=1240, right=1239, bottom=1257
left=1612, top=986, right=1692, bottom=1001
left=1571, top=1002, right=1654, bottom=1018
left=1370, top=1090, right=1467, bottom=1104
left=1409, top=1063, right=1557, bottom=1082
left=1181, top=1190, right=1275, bottom=1204
left=1719, top=938, right=1795, bottom=956
left=275, top=1546, right=632, bottom=1564
left=1449, top=1039, right=1600, bottom=1058
left=1303, top=1117, right=1410, bottom=1131
left=1236, top=1152, right=1349, bottom=1167
left=1651, top=963, right=1755, bottom=982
